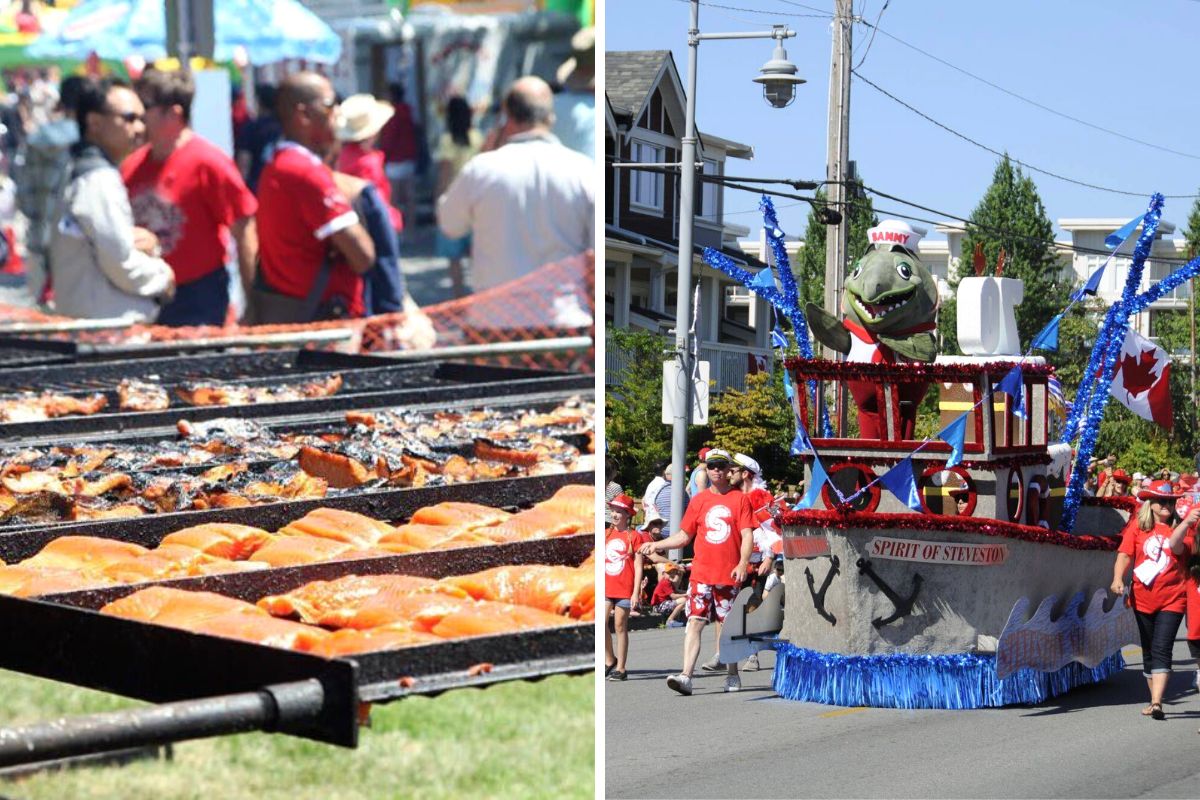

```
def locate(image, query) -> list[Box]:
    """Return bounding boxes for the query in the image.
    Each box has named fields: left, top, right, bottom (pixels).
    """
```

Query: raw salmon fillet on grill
left=409, top=502, right=511, bottom=529
left=101, top=587, right=266, bottom=625
left=0, top=566, right=115, bottom=597
left=99, top=544, right=231, bottom=583
left=534, top=484, right=595, bottom=522
left=248, top=536, right=355, bottom=568
left=20, top=537, right=150, bottom=571
left=442, top=565, right=594, bottom=617
left=310, top=624, right=441, bottom=657
left=257, top=574, right=448, bottom=624
left=430, top=601, right=576, bottom=638
left=318, top=590, right=475, bottom=631
left=476, top=508, right=582, bottom=543
left=190, top=610, right=330, bottom=651
left=276, top=508, right=396, bottom=548
left=159, top=523, right=275, bottom=560
left=376, top=523, right=459, bottom=550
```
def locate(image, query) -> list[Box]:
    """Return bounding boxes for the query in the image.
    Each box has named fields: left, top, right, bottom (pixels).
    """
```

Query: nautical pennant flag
left=771, top=327, right=788, bottom=349
left=937, top=413, right=968, bottom=469
left=879, top=457, right=924, bottom=513
left=795, top=455, right=829, bottom=510
left=1072, top=213, right=1142, bottom=301
left=782, top=368, right=795, bottom=401
left=1110, top=328, right=1173, bottom=429
left=749, top=265, right=776, bottom=292
left=994, top=365, right=1026, bottom=419
left=1031, top=313, right=1063, bottom=352
left=790, top=416, right=814, bottom=455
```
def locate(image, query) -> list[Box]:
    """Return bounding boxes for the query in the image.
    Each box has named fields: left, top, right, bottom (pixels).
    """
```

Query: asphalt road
left=605, top=627, right=1200, bottom=799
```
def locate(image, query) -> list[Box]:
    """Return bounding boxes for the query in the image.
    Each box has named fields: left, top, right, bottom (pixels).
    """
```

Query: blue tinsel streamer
left=1064, top=197, right=1163, bottom=442
left=771, top=643, right=1125, bottom=710
left=702, top=195, right=834, bottom=436
left=1060, top=194, right=1164, bottom=533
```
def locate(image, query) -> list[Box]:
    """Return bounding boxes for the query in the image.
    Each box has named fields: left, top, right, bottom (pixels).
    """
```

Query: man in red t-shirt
left=122, top=68, right=258, bottom=327
left=604, top=494, right=642, bottom=682
left=641, top=448, right=753, bottom=696
left=254, top=72, right=374, bottom=322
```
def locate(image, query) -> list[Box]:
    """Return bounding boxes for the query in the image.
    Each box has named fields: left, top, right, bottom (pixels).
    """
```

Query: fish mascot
left=804, top=220, right=940, bottom=439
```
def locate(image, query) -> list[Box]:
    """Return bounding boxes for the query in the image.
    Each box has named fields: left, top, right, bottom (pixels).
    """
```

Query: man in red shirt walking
left=641, top=448, right=753, bottom=695
left=122, top=68, right=258, bottom=326
left=252, top=72, right=374, bottom=323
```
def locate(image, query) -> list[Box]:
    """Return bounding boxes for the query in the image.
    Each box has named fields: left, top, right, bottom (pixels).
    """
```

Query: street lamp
left=753, top=28, right=807, bottom=108
left=665, top=1, right=802, bottom=549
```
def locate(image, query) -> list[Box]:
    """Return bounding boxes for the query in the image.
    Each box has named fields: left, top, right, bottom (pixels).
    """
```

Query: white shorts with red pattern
left=686, top=582, right=738, bottom=623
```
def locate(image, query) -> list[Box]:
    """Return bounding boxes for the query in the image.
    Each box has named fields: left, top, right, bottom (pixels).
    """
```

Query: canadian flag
left=1110, top=329, right=1173, bottom=429
left=747, top=353, right=769, bottom=375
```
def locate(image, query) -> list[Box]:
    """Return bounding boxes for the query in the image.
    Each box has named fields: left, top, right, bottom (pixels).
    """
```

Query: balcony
left=606, top=332, right=773, bottom=395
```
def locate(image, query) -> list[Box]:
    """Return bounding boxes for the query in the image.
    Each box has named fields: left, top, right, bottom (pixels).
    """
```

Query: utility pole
left=822, top=0, right=853, bottom=433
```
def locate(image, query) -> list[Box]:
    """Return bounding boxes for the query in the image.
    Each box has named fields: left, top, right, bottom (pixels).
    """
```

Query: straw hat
left=335, top=94, right=394, bottom=143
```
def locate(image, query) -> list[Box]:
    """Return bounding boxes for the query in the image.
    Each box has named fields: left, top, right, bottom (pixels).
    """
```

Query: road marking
left=819, top=707, right=869, bottom=718
left=1123, top=646, right=1142, bottom=656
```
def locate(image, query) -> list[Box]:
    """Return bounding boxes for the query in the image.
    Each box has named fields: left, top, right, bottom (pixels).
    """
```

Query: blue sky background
left=606, top=0, right=1200, bottom=241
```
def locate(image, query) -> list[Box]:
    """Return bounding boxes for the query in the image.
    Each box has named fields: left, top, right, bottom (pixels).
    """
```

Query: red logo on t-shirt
left=130, top=191, right=186, bottom=255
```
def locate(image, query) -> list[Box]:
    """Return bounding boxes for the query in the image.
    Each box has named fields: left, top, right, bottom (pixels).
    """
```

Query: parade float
left=708, top=194, right=1199, bottom=709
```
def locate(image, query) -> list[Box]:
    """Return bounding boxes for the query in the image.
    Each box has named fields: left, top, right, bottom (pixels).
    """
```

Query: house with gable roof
left=605, top=50, right=777, bottom=393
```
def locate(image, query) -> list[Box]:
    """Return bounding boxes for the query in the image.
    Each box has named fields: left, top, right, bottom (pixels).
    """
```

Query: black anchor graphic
left=804, top=555, right=839, bottom=626
left=856, top=557, right=923, bottom=628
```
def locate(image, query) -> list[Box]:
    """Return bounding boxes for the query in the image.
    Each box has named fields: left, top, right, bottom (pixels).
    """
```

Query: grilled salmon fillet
left=430, top=601, right=575, bottom=638
left=309, top=625, right=440, bottom=658
left=248, top=536, right=354, bottom=568
left=21, top=537, right=150, bottom=571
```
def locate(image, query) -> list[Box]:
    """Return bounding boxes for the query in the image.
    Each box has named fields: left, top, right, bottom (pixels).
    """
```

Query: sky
left=605, top=0, right=1200, bottom=242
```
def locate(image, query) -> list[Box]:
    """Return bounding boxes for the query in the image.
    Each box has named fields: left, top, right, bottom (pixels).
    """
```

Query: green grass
left=0, top=669, right=594, bottom=800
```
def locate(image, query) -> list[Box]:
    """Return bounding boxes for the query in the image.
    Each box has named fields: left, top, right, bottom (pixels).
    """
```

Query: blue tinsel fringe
left=771, top=643, right=1125, bottom=710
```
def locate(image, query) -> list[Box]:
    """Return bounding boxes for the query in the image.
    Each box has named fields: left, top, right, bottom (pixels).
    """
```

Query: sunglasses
left=109, top=110, right=143, bottom=124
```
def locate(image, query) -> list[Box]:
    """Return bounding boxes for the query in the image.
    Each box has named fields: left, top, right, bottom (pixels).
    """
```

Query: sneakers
left=667, top=673, right=693, bottom=696
left=699, top=654, right=724, bottom=672
left=724, top=674, right=742, bottom=693
left=666, top=619, right=685, bottom=629
left=608, top=670, right=627, bottom=682
left=744, top=653, right=760, bottom=672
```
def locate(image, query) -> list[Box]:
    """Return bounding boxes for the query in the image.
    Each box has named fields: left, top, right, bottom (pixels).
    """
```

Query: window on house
left=630, top=141, right=665, bottom=211
left=699, top=159, right=720, bottom=223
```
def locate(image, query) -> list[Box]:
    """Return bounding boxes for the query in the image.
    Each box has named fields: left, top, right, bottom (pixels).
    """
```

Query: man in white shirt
left=436, top=76, right=593, bottom=295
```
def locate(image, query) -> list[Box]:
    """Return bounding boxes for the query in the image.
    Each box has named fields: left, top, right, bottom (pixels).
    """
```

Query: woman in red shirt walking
left=1112, top=480, right=1200, bottom=719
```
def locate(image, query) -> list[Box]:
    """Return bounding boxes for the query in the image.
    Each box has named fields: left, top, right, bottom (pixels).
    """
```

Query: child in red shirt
left=604, top=494, right=642, bottom=682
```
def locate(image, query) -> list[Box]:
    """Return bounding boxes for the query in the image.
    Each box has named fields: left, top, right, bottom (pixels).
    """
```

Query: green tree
left=605, top=326, right=672, bottom=492
left=707, top=370, right=803, bottom=483
left=796, top=180, right=879, bottom=312
left=944, top=156, right=1063, bottom=354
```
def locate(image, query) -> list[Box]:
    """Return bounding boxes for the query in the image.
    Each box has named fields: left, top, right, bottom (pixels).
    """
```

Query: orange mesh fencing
left=0, top=252, right=595, bottom=374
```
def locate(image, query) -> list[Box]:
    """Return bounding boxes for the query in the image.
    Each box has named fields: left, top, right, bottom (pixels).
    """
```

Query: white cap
left=867, top=219, right=926, bottom=252
left=1133, top=472, right=1145, bottom=481
left=733, top=453, right=761, bottom=475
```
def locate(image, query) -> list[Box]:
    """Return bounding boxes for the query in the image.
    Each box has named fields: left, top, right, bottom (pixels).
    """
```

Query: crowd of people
left=2, top=51, right=594, bottom=335
left=604, top=447, right=784, bottom=693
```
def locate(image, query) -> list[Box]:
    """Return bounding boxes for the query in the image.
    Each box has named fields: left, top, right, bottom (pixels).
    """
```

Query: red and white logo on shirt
left=605, top=537, right=630, bottom=576
left=704, top=505, right=733, bottom=544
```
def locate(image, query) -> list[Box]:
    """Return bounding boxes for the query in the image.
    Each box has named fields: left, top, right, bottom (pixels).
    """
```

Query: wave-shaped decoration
left=772, top=643, right=1124, bottom=709
left=995, top=589, right=1136, bottom=680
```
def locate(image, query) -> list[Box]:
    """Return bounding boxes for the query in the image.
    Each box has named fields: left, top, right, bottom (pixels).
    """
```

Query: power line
left=663, top=0, right=833, bottom=19
left=775, top=0, right=835, bottom=14
left=851, top=70, right=1199, bottom=200
left=851, top=0, right=888, bottom=70
left=705, top=176, right=1194, bottom=264
left=857, top=20, right=1200, bottom=162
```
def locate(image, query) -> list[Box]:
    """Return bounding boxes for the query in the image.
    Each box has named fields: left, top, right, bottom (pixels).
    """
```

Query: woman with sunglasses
left=1112, top=479, right=1200, bottom=719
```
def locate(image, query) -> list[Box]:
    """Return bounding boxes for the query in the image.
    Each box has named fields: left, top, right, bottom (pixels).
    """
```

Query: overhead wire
left=699, top=173, right=1194, bottom=264
left=857, top=20, right=1200, bottom=162
left=663, top=0, right=833, bottom=19
left=851, top=70, right=1199, bottom=199
left=851, top=0, right=888, bottom=69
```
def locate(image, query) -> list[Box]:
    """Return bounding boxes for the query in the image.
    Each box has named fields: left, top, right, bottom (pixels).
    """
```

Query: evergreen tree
left=947, top=156, right=1062, bottom=352
left=605, top=326, right=672, bottom=492
left=796, top=180, right=879, bottom=312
